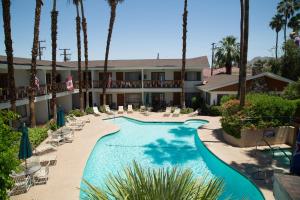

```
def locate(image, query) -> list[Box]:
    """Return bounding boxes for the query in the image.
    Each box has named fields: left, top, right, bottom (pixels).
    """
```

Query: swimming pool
left=81, top=117, right=264, bottom=199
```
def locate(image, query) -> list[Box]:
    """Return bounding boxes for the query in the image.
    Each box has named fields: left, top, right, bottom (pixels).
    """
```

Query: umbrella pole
left=25, top=159, right=27, bottom=171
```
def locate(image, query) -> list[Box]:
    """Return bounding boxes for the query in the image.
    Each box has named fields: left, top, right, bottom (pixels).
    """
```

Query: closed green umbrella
left=19, top=123, right=32, bottom=170
left=57, top=106, right=65, bottom=127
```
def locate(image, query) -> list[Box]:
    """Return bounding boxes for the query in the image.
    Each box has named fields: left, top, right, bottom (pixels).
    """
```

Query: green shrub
left=221, top=94, right=297, bottom=138
left=293, top=99, right=300, bottom=118
left=220, top=95, right=236, bottom=105
left=283, top=79, right=300, bottom=100
left=29, top=127, right=48, bottom=149
left=47, top=119, right=58, bottom=131
left=0, top=111, right=21, bottom=199
left=85, top=107, right=94, bottom=114
left=180, top=108, right=194, bottom=114
left=209, top=106, right=222, bottom=116
left=69, top=109, right=85, bottom=117
left=99, top=105, right=106, bottom=113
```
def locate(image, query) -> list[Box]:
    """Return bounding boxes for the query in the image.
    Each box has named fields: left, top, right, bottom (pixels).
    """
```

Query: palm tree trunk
left=284, top=15, right=287, bottom=44
left=75, top=4, right=84, bottom=112
left=81, top=0, right=89, bottom=108
left=275, top=31, right=279, bottom=59
left=2, top=0, right=16, bottom=113
left=103, top=4, right=117, bottom=106
left=238, top=0, right=244, bottom=98
left=51, top=0, right=58, bottom=122
left=239, top=0, right=249, bottom=107
left=30, top=0, right=43, bottom=127
left=181, top=0, right=188, bottom=109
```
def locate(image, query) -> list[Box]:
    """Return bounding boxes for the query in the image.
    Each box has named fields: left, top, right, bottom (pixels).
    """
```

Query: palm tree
left=29, top=0, right=43, bottom=127
left=51, top=0, right=58, bottom=123
left=1, top=0, right=16, bottom=113
left=270, top=14, right=284, bottom=59
left=72, top=0, right=84, bottom=112
left=81, top=161, right=224, bottom=200
left=102, top=0, right=124, bottom=106
left=277, top=0, right=300, bottom=44
left=181, top=0, right=188, bottom=109
left=80, top=0, right=89, bottom=108
left=215, top=36, right=240, bottom=75
left=239, top=0, right=249, bottom=107
left=288, top=13, right=300, bottom=32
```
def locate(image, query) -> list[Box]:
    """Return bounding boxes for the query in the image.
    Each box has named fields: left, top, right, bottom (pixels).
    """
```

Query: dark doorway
left=117, top=94, right=124, bottom=106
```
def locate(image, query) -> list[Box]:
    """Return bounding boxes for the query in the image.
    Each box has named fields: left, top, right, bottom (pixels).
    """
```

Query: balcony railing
left=143, top=80, right=181, bottom=88
left=93, top=80, right=142, bottom=89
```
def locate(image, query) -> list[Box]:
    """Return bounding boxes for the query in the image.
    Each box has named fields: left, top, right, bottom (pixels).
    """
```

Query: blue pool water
left=81, top=117, right=264, bottom=199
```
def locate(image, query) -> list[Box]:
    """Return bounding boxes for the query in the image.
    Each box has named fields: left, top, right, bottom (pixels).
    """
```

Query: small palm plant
left=81, top=161, right=224, bottom=200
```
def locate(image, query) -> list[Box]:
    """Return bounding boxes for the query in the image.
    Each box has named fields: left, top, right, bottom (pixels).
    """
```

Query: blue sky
left=0, top=0, right=283, bottom=62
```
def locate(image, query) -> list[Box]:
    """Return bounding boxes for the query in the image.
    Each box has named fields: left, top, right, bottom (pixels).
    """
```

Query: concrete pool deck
left=11, top=112, right=281, bottom=200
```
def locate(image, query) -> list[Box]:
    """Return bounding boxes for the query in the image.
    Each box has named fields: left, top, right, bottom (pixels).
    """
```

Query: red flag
left=66, top=75, right=74, bottom=91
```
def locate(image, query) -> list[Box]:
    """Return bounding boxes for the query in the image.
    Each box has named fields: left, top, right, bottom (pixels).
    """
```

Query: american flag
left=66, top=75, right=74, bottom=91
left=35, top=76, right=40, bottom=90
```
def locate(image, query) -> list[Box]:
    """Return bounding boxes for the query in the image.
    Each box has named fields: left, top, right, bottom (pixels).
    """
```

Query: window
left=125, top=72, right=141, bottom=81
left=185, top=72, right=201, bottom=81
left=151, top=72, right=165, bottom=81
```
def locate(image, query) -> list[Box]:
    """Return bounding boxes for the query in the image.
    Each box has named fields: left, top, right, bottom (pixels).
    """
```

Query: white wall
left=57, top=94, right=72, bottom=113
left=35, top=100, right=49, bottom=124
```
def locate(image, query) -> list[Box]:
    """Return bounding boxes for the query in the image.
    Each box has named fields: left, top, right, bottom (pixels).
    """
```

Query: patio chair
left=73, top=115, right=90, bottom=123
left=163, top=107, right=172, bottom=117
left=9, top=174, right=31, bottom=195
left=189, top=109, right=200, bottom=117
left=66, top=116, right=85, bottom=127
left=33, top=163, right=49, bottom=185
left=127, top=105, right=133, bottom=114
left=105, top=105, right=114, bottom=115
left=93, top=106, right=101, bottom=116
left=172, top=108, right=181, bottom=117
left=39, top=154, right=57, bottom=166
left=118, top=106, right=124, bottom=114
left=62, top=128, right=74, bottom=143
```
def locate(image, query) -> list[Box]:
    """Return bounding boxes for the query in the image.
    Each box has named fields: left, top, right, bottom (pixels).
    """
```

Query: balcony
left=93, top=80, right=142, bottom=89
left=143, top=80, right=181, bottom=88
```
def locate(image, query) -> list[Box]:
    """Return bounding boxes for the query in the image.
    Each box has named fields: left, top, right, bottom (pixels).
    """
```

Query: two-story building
left=0, top=55, right=209, bottom=124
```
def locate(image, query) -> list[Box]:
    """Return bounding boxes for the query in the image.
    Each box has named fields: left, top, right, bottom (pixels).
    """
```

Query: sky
left=0, top=0, right=284, bottom=63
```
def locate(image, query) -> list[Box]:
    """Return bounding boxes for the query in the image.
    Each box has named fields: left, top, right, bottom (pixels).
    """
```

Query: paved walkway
left=11, top=112, right=279, bottom=200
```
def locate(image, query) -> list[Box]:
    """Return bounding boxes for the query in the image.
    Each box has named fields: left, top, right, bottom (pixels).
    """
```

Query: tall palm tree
left=80, top=0, right=89, bottom=108
left=29, top=0, right=43, bottom=127
left=102, top=0, right=124, bottom=106
left=72, top=0, right=84, bottom=112
left=51, top=0, right=58, bottom=122
left=239, top=0, right=249, bottom=107
left=1, top=0, right=16, bottom=113
left=181, top=0, right=188, bottom=109
left=81, top=161, right=225, bottom=200
left=288, top=13, right=300, bottom=32
left=215, top=36, right=240, bottom=75
left=277, top=0, right=300, bottom=44
left=270, top=14, right=284, bottom=59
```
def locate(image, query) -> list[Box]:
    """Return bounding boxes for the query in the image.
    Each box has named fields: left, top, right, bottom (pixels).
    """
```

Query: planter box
left=223, top=126, right=295, bottom=148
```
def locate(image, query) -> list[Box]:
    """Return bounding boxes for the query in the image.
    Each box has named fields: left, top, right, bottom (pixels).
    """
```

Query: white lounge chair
left=73, top=115, right=90, bottom=123
left=105, top=105, right=114, bottom=115
left=39, top=154, right=57, bottom=166
left=172, top=108, right=181, bottom=117
left=118, top=106, right=124, bottom=114
left=66, top=116, right=85, bottom=127
left=48, top=130, right=64, bottom=146
left=62, top=128, right=74, bottom=143
left=127, top=105, right=133, bottom=113
left=164, top=107, right=172, bottom=117
left=93, top=106, right=101, bottom=116
left=9, top=175, right=31, bottom=195
left=33, top=163, right=49, bottom=185
left=34, top=144, right=57, bottom=155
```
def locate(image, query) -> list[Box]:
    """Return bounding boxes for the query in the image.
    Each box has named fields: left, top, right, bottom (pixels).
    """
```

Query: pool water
left=81, top=117, right=264, bottom=199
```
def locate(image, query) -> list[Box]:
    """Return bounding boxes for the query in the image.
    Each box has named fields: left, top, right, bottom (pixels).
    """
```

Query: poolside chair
left=39, top=154, right=57, bottom=166
left=34, top=144, right=57, bottom=155
left=33, top=163, right=49, bottom=185
left=105, top=105, right=114, bottom=115
left=172, top=108, right=181, bottom=117
left=66, top=123, right=83, bottom=131
left=163, top=107, right=172, bottom=117
left=189, top=109, right=200, bottom=117
left=93, top=106, right=101, bottom=116
left=118, top=106, right=124, bottom=114
left=9, top=174, right=31, bottom=195
left=66, top=116, right=85, bottom=127
left=127, top=105, right=133, bottom=114
left=73, top=115, right=90, bottom=123
left=62, top=128, right=74, bottom=143
left=48, top=130, right=64, bottom=146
